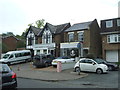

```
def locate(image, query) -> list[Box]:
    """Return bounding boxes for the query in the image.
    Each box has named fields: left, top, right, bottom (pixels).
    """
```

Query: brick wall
left=2, top=36, right=19, bottom=52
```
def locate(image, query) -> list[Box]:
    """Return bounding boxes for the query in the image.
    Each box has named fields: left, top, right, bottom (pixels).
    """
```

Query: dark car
left=0, top=63, right=17, bottom=89
left=33, top=54, right=55, bottom=68
left=94, top=59, right=119, bottom=71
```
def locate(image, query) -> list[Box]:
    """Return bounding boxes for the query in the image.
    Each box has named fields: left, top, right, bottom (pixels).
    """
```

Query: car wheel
left=96, top=68, right=103, bottom=74
left=45, top=63, right=49, bottom=67
left=75, top=67, right=80, bottom=72
left=108, top=66, right=113, bottom=71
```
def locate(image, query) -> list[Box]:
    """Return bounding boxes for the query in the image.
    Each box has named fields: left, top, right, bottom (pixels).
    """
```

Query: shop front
left=33, top=43, right=56, bottom=56
left=60, top=42, right=80, bottom=58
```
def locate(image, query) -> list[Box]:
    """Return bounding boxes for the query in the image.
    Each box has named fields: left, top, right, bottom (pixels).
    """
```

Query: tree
left=35, top=19, right=45, bottom=28
left=2, top=32, right=15, bottom=37
left=22, top=19, right=45, bottom=37
left=16, top=40, right=26, bottom=48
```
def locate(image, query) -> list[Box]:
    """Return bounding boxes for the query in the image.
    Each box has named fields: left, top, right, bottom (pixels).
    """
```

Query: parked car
left=52, top=56, right=75, bottom=67
left=74, top=58, right=108, bottom=74
left=33, top=54, right=55, bottom=68
left=0, top=63, right=17, bottom=88
left=94, top=59, right=119, bottom=71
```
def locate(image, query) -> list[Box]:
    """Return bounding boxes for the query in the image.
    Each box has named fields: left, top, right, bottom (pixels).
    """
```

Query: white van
left=0, top=50, right=31, bottom=65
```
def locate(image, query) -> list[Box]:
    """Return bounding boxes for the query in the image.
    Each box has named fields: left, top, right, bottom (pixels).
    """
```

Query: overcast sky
left=0, top=0, right=119, bottom=35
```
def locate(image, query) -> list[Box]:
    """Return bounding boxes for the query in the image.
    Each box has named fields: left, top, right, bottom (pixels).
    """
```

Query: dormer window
left=106, top=20, right=113, bottom=28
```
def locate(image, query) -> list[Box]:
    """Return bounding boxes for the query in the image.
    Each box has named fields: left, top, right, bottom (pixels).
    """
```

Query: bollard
left=57, top=61, right=62, bottom=72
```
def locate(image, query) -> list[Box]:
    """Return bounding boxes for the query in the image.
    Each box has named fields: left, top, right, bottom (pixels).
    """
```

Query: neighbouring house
left=34, top=23, right=71, bottom=57
left=61, top=19, right=102, bottom=58
left=2, top=35, right=20, bottom=53
left=25, top=26, right=42, bottom=57
left=101, top=18, right=120, bottom=62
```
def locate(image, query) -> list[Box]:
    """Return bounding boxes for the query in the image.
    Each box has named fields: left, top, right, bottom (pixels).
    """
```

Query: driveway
left=10, top=62, right=88, bottom=81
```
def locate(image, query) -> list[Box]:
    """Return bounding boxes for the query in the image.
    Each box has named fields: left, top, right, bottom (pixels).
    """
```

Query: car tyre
left=45, top=63, right=49, bottom=67
left=75, top=67, right=81, bottom=72
left=96, top=68, right=103, bottom=74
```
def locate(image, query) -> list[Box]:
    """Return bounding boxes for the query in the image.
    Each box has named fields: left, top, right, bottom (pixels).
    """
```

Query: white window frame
left=106, top=20, right=113, bottom=28
left=42, top=29, right=52, bottom=44
left=27, top=31, right=35, bottom=46
left=117, top=19, right=120, bottom=26
left=77, top=31, right=84, bottom=42
left=107, top=34, right=120, bottom=43
left=68, top=32, right=74, bottom=42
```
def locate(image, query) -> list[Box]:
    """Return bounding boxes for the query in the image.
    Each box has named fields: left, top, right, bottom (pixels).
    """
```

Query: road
left=16, top=71, right=118, bottom=88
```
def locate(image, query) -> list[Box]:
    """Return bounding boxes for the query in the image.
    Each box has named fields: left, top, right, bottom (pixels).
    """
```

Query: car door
left=79, top=59, right=87, bottom=71
left=8, top=54, right=15, bottom=62
left=84, top=59, right=96, bottom=72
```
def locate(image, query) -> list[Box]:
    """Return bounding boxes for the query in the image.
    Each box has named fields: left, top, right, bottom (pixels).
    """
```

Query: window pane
left=107, top=35, right=110, bottom=42
left=69, top=33, right=74, bottom=42
left=106, top=20, right=113, bottom=28
left=118, top=35, right=120, bottom=42
left=117, top=19, right=120, bottom=26
left=78, top=32, right=84, bottom=41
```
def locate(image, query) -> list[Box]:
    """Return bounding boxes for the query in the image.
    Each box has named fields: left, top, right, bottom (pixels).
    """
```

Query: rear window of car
left=0, top=64, right=11, bottom=73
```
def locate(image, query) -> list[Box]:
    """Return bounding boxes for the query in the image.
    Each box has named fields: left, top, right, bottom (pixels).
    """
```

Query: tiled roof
left=44, top=23, right=70, bottom=34
left=65, top=21, right=92, bottom=32
left=25, top=26, right=42, bottom=37
left=30, top=26, right=42, bottom=36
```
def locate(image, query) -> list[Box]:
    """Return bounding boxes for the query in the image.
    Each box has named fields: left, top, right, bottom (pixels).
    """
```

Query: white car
left=52, top=56, right=75, bottom=67
left=74, top=58, right=108, bottom=74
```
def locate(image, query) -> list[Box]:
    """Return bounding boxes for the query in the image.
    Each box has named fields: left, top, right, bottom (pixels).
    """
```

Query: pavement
left=10, top=62, right=88, bottom=81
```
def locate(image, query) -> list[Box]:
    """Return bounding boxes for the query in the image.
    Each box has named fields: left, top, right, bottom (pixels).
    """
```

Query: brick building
left=61, top=19, right=102, bottom=58
left=2, top=36, right=20, bottom=53
left=26, top=23, right=71, bottom=57
left=101, top=18, right=120, bottom=62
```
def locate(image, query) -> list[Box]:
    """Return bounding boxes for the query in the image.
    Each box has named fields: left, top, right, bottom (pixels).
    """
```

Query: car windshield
left=94, top=59, right=106, bottom=64
left=2, top=54, right=10, bottom=59
left=0, top=64, right=11, bottom=73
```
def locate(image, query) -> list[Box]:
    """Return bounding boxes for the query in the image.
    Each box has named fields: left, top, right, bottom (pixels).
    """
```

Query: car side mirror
left=92, top=62, right=96, bottom=65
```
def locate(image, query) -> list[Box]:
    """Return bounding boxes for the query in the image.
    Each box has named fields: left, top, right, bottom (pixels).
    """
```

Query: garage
left=106, top=50, right=118, bottom=62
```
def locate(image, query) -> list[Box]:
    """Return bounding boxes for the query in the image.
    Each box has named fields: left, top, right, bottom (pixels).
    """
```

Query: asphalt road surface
left=16, top=71, right=118, bottom=88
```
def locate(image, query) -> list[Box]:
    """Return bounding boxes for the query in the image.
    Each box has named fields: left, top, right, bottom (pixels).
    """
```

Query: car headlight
left=114, top=64, right=118, bottom=67
left=104, top=66, right=108, bottom=70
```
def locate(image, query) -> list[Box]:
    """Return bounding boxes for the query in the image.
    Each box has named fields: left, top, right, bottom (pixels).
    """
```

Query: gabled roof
left=2, top=35, right=20, bottom=41
left=64, top=21, right=92, bottom=32
left=55, top=23, right=71, bottom=33
left=25, top=26, right=42, bottom=37
left=39, top=23, right=70, bottom=36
